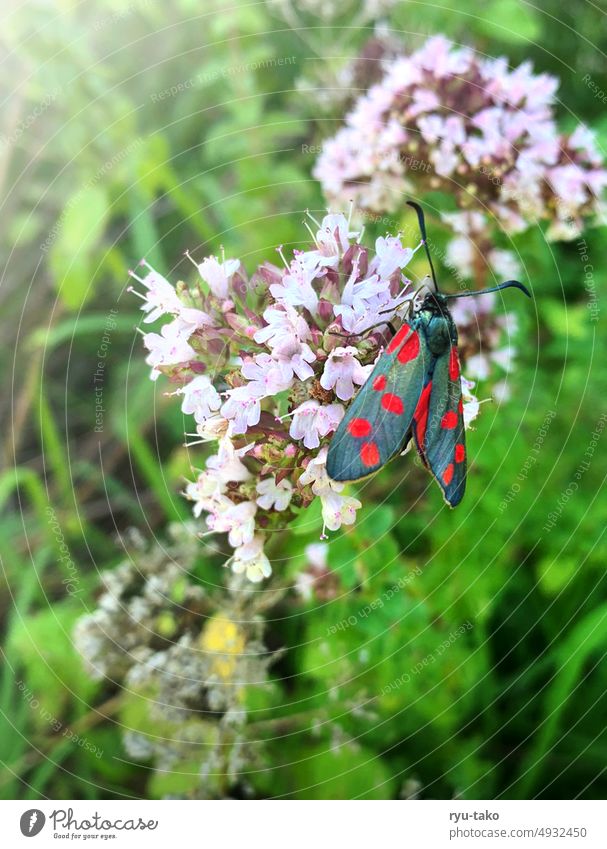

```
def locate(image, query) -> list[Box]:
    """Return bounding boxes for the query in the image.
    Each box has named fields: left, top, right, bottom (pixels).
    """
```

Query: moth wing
left=412, top=339, right=466, bottom=507
left=326, top=322, right=431, bottom=482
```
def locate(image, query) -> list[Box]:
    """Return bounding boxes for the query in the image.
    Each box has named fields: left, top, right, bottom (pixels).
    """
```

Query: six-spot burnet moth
left=326, top=201, right=532, bottom=507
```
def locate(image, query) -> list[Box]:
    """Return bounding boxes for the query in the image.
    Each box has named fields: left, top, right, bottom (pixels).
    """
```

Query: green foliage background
left=1, top=0, right=606, bottom=799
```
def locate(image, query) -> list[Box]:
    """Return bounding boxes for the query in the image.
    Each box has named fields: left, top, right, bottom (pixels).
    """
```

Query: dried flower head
left=74, top=526, right=280, bottom=796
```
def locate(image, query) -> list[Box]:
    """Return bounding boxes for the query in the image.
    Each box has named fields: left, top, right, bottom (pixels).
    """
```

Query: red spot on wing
left=348, top=418, right=372, bottom=438
left=413, top=381, right=432, bottom=449
left=441, top=411, right=458, bottom=430
left=455, top=443, right=465, bottom=463
left=458, top=399, right=463, bottom=414
left=442, top=463, right=454, bottom=485
left=381, top=393, right=404, bottom=415
left=372, top=374, right=387, bottom=391
left=397, top=331, right=420, bottom=364
left=387, top=324, right=410, bottom=354
left=360, top=441, right=380, bottom=467
left=449, top=347, right=460, bottom=381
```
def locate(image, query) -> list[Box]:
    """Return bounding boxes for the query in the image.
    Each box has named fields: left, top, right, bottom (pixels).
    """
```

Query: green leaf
left=7, top=602, right=99, bottom=728
left=290, top=498, right=322, bottom=536
left=537, top=556, right=579, bottom=596
left=253, top=736, right=397, bottom=799
left=477, top=0, right=541, bottom=43
left=512, top=603, right=607, bottom=797
left=28, top=313, right=140, bottom=351
left=49, top=185, right=110, bottom=310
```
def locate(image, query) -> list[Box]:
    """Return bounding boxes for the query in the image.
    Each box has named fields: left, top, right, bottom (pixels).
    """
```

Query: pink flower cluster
left=130, top=212, right=482, bottom=582
left=314, top=35, right=607, bottom=247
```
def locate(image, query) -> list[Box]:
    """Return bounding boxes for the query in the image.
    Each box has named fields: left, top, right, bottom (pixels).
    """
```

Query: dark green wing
left=326, top=321, right=431, bottom=482
left=412, top=319, right=466, bottom=507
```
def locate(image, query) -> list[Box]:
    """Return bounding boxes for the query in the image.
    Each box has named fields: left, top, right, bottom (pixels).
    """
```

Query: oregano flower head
left=130, top=210, right=483, bottom=582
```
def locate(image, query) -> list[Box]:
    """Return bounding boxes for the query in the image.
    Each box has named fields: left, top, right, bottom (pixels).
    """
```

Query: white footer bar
left=1, top=799, right=605, bottom=848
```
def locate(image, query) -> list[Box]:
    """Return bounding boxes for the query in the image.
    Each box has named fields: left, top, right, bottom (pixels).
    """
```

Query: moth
left=326, top=201, right=531, bottom=507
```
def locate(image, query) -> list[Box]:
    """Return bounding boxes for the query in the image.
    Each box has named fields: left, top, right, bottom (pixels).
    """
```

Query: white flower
left=241, top=353, right=293, bottom=396
left=221, top=384, right=265, bottom=434
left=294, top=570, right=315, bottom=600
left=308, top=212, right=358, bottom=269
left=320, top=490, right=362, bottom=532
left=334, top=253, right=414, bottom=334
left=184, top=472, right=225, bottom=517
left=207, top=436, right=252, bottom=483
left=299, top=446, right=345, bottom=501
left=143, top=320, right=196, bottom=379
left=254, top=303, right=311, bottom=351
left=431, top=141, right=460, bottom=178
left=339, top=258, right=383, bottom=309
left=176, top=306, right=213, bottom=335
left=247, top=337, right=316, bottom=385
left=370, top=235, right=416, bottom=278
left=273, top=342, right=316, bottom=382
left=253, top=304, right=316, bottom=381
left=465, top=353, right=492, bottom=381
left=334, top=300, right=387, bottom=335
left=194, top=416, right=230, bottom=442
left=299, top=446, right=340, bottom=495
left=320, top=346, right=372, bottom=401
left=269, top=253, right=319, bottom=313
left=306, top=542, right=329, bottom=570
left=206, top=500, right=256, bottom=548
left=178, top=375, right=222, bottom=424
left=256, top=476, right=293, bottom=511
left=295, top=542, right=330, bottom=600
left=488, top=248, right=522, bottom=281
left=298, top=447, right=362, bottom=532
left=289, top=400, right=344, bottom=450
left=230, top=536, right=271, bottom=583
left=461, top=377, right=481, bottom=428
left=195, top=254, right=240, bottom=299
left=446, top=236, right=474, bottom=278
left=130, top=261, right=214, bottom=330
left=129, top=262, right=183, bottom=323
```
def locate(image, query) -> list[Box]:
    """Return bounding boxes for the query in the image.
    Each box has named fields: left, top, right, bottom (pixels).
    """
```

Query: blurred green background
left=1, top=0, right=606, bottom=800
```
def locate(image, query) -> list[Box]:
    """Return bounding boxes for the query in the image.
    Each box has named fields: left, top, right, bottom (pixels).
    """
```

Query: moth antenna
left=406, top=200, right=439, bottom=292
left=444, top=280, right=532, bottom=299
